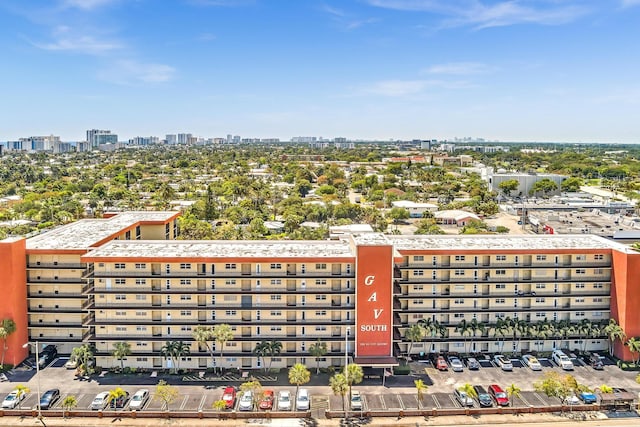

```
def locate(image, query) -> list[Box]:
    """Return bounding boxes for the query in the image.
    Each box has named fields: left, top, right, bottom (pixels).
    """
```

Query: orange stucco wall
left=611, top=249, right=640, bottom=360
left=0, top=238, right=28, bottom=366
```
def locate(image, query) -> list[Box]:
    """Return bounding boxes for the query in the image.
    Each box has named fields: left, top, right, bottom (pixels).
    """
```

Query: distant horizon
left=1, top=1, right=639, bottom=143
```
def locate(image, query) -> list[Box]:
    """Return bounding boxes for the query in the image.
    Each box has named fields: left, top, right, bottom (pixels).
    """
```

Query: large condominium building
left=86, top=129, right=118, bottom=148
left=1, top=212, right=640, bottom=371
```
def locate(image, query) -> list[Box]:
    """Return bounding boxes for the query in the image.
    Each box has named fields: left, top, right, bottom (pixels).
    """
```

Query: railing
left=27, top=262, right=86, bottom=269
left=92, top=271, right=355, bottom=278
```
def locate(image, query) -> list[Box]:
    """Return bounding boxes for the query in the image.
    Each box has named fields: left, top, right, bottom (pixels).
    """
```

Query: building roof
left=387, top=234, right=632, bottom=252
left=82, top=239, right=356, bottom=260
left=26, top=211, right=179, bottom=251
left=392, top=201, right=438, bottom=209
left=434, top=210, right=480, bottom=221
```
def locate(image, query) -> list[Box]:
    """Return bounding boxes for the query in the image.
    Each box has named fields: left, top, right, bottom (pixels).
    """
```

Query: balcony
left=27, top=262, right=86, bottom=269
left=93, top=271, right=355, bottom=279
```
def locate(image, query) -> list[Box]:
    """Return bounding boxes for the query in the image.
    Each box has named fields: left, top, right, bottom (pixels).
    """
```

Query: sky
left=1, top=0, right=639, bottom=143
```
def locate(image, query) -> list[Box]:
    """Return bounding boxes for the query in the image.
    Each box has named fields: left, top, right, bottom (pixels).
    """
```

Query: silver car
left=129, top=389, right=149, bottom=410
left=454, top=389, right=474, bottom=407
left=90, top=392, right=110, bottom=410
left=448, top=356, right=464, bottom=372
left=239, top=390, right=253, bottom=411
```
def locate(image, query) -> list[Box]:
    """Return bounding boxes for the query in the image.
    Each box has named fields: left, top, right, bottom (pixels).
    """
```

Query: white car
left=448, top=356, right=464, bottom=372
left=493, top=354, right=513, bottom=371
left=64, top=358, right=78, bottom=369
left=296, top=389, right=310, bottom=411
left=552, top=350, right=574, bottom=370
left=2, top=390, right=26, bottom=409
left=90, top=392, right=110, bottom=410
left=277, top=390, right=291, bottom=411
left=522, top=354, right=542, bottom=371
left=564, top=394, right=581, bottom=405
left=350, top=390, right=362, bottom=410
left=128, top=389, right=149, bottom=410
left=238, top=390, right=253, bottom=411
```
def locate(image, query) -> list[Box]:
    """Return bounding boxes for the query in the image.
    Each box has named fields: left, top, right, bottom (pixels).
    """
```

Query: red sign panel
left=355, top=245, right=393, bottom=357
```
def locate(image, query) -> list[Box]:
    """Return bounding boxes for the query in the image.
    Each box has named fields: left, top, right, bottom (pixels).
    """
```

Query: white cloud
left=98, top=60, right=176, bottom=85
left=364, top=0, right=590, bottom=29
left=357, top=77, right=475, bottom=96
left=321, top=3, right=378, bottom=30
left=62, top=0, right=119, bottom=10
left=32, top=26, right=122, bottom=54
left=621, top=0, right=640, bottom=7
left=425, top=62, right=495, bottom=75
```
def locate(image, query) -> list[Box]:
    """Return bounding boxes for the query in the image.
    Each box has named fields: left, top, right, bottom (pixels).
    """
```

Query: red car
left=488, top=384, right=509, bottom=406
left=222, top=386, right=236, bottom=409
left=259, top=390, right=274, bottom=410
left=435, top=356, right=448, bottom=371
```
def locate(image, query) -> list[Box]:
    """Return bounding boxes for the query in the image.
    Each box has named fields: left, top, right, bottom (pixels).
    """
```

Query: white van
left=552, top=349, right=574, bottom=370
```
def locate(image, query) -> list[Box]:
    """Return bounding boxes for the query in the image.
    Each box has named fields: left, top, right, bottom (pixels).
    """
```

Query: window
left=414, top=256, right=424, bottom=262
left=135, top=279, right=146, bottom=285
left=115, top=294, right=126, bottom=300
left=315, top=310, right=327, bottom=316
left=536, top=255, right=547, bottom=261
left=414, top=270, right=424, bottom=276
left=135, top=263, right=146, bottom=269
left=495, top=313, right=505, bottom=319
left=454, top=299, right=464, bottom=304
left=535, top=283, right=546, bottom=289
left=593, top=298, right=603, bottom=303
left=115, top=311, right=126, bottom=316
left=455, top=255, right=466, bottom=261
left=135, top=295, right=146, bottom=300
left=496, top=255, right=506, bottom=261
left=270, top=295, right=282, bottom=301
left=575, top=269, right=586, bottom=274
left=413, top=285, right=423, bottom=291
left=575, top=298, right=585, bottom=303
left=495, top=284, right=506, bottom=289
left=115, top=278, right=126, bottom=285
left=495, top=270, right=506, bottom=275
left=535, top=312, right=545, bottom=318
left=315, top=295, right=327, bottom=301
left=115, top=326, right=127, bottom=332
left=181, top=326, right=192, bottom=332
left=270, top=311, right=282, bottom=317
left=594, top=254, right=604, bottom=260
left=270, top=279, right=281, bottom=285
left=225, top=310, right=237, bottom=316
left=535, top=298, right=545, bottom=303
left=413, top=300, right=424, bottom=305
left=594, top=283, right=604, bottom=289
left=453, top=313, right=464, bottom=318
left=594, top=268, right=604, bottom=275
left=180, top=295, right=192, bottom=300
left=223, top=295, right=236, bottom=301
left=180, top=279, right=191, bottom=285
left=180, top=263, right=191, bottom=269
left=180, top=310, right=191, bottom=316
left=315, top=279, right=327, bottom=285
left=575, top=312, right=585, bottom=317
left=575, top=283, right=585, bottom=289
left=495, top=298, right=506, bottom=304
left=115, top=263, right=125, bottom=269
left=136, top=311, right=146, bottom=316
left=593, top=311, right=603, bottom=317
left=454, top=269, right=465, bottom=276
left=225, top=279, right=236, bottom=285
left=225, top=263, right=236, bottom=270
left=270, top=326, right=282, bottom=331
left=315, top=326, right=327, bottom=331
left=136, top=326, right=147, bottom=331
left=270, top=263, right=282, bottom=269
left=575, top=255, right=586, bottom=261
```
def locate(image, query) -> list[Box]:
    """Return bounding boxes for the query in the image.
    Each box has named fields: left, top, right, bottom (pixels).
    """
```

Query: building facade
left=1, top=212, right=640, bottom=370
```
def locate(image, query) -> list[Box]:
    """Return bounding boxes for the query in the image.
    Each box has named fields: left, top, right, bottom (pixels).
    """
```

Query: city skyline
left=1, top=0, right=639, bottom=143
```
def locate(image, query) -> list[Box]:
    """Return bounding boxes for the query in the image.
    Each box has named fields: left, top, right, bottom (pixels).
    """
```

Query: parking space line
left=449, top=394, right=461, bottom=408
left=518, top=394, right=531, bottom=406
left=531, top=392, right=549, bottom=406
left=198, top=394, right=207, bottom=410
left=178, top=395, right=189, bottom=410
left=431, top=395, right=440, bottom=408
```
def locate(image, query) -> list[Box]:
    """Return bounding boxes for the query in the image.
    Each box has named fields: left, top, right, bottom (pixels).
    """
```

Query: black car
left=110, top=391, right=130, bottom=409
left=39, top=389, right=60, bottom=410
left=38, top=345, right=58, bottom=368
left=473, top=385, right=493, bottom=407
left=583, top=352, right=604, bottom=370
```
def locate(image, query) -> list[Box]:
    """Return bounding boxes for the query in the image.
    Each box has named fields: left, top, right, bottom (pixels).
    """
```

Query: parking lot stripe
left=531, top=392, right=549, bottom=406
left=449, top=394, right=461, bottom=408
left=178, top=395, right=189, bottom=410
left=198, top=394, right=207, bottom=410
left=431, top=395, right=440, bottom=408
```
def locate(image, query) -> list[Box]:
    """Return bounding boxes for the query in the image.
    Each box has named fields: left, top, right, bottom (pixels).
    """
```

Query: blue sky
left=1, top=0, right=639, bottom=142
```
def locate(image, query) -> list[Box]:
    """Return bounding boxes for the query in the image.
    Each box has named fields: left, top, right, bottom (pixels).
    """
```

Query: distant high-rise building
left=19, top=135, right=60, bottom=152
left=86, top=130, right=117, bottom=148
left=166, top=134, right=177, bottom=145
left=76, top=141, right=90, bottom=152
left=177, top=133, right=192, bottom=144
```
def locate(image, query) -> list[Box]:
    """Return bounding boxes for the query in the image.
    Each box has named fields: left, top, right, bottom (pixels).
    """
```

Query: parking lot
left=1, top=353, right=639, bottom=415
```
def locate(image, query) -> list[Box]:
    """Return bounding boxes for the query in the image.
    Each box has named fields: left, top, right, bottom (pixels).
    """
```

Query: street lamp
left=344, top=326, right=351, bottom=372
left=22, top=341, right=42, bottom=420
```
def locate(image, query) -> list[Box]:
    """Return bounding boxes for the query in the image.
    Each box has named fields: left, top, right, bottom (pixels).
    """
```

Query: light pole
left=344, top=326, right=351, bottom=372
left=22, top=341, right=42, bottom=420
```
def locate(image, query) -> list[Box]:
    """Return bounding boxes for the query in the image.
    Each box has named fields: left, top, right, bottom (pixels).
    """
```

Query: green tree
left=112, top=342, right=131, bottom=371
left=414, top=218, right=444, bottom=235
left=0, top=319, right=16, bottom=369
left=108, top=387, right=127, bottom=411
left=603, top=318, right=626, bottom=356
left=530, top=178, right=558, bottom=198
left=154, top=380, right=179, bottom=411
left=15, top=384, right=30, bottom=408
left=534, top=372, right=575, bottom=409
left=239, top=379, right=262, bottom=411
left=71, top=343, right=95, bottom=376
left=506, top=383, right=522, bottom=407
left=161, top=341, right=190, bottom=374
left=404, top=324, right=425, bottom=358
left=212, top=400, right=227, bottom=411
left=498, top=179, right=519, bottom=197
left=561, top=177, right=583, bottom=192
left=288, top=363, right=311, bottom=401
left=344, top=363, right=364, bottom=405
left=329, top=373, right=348, bottom=419
left=193, top=325, right=216, bottom=369
left=263, top=340, right=282, bottom=372
left=386, top=207, right=410, bottom=230
left=414, top=379, right=428, bottom=402
left=212, top=323, right=234, bottom=372
left=61, top=395, right=78, bottom=418
left=308, top=340, right=328, bottom=375
left=626, top=337, right=640, bottom=364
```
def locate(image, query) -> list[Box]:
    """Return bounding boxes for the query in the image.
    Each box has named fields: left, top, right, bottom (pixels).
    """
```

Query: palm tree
left=253, top=341, right=268, bottom=372
left=468, top=318, right=486, bottom=353
left=288, top=363, right=310, bottom=401
left=161, top=341, right=190, bottom=374
left=513, top=319, right=530, bottom=354
left=344, top=363, right=364, bottom=405
left=418, top=318, right=436, bottom=354
left=192, top=325, right=215, bottom=369
left=459, top=383, right=477, bottom=399
left=532, top=319, right=552, bottom=353
left=308, top=340, right=328, bottom=374
left=61, top=395, right=78, bottom=418
left=71, top=343, right=95, bottom=376
left=556, top=320, right=575, bottom=351
left=626, top=337, right=640, bottom=364
left=414, top=379, right=428, bottom=403
left=493, top=317, right=511, bottom=353
left=0, top=319, right=16, bottom=369
left=455, top=319, right=472, bottom=354
left=329, top=373, right=348, bottom=419
left=603, top=318, right=626, bottom=356
left=15, top=384, right=30, bottom=409
left=107, top=387, right=127, bottom=411
left=404, top=324, right=425, bottom=359
left=575, top=319, right=593, bottom=352
left=212, top=323, right=234, bottom=372
left=506, top=383, right=522, bottom=407
left=264, top=340, right=283, bottom=372
left=112, top=342, right=131, bottom=371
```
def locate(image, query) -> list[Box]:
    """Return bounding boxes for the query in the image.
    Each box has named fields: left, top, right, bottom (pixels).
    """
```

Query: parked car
left=435, top=356, right=448, bottom=371
left=466, top=357, right=480, bottom=370
left=448, top=356, right=464, bottom=372
left=239, top=390, right=253, bottom=411
left=522, top=354, right=542, bottom=371
left=583, top=352, right=604, bottom=370
left=578, top=390, right=597, bottom=404
left=296, top=389, right=310, bottom=411
left=222, top=387, right=236, bottom=409
left=454, top=389, right=474, bottom=407
left=90, top=392, right=110, bottom=410
left=110, top=391, right=130, bottom=409
left=493, top=355, right=513, bottom=371
left=552, top=350, right=574, bottom=370
left=39, top=389, right=60, bottom=410
left=350, top=390, right=362, bottom=411
left=473, top=385, right=493, bottom=407
left=277, top=390, right=291, bottom=411
left=488, top=384, right=509, bottom=406
left=38, top=345, right=58, bottom=369
left=564, top=394, right=580, bottom=405
left=64, top=358, right=78, bottom=369
left=259, top=390, right=274, bottom=410
left=2, top=390, right=26, bottom=409
left=128, top=389, right=149, bottom=410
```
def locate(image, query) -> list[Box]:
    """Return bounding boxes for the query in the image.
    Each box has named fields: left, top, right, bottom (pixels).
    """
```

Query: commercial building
left=86, top=130, right=118, bottom=149
left=2, top=212, right=640, bottom=371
